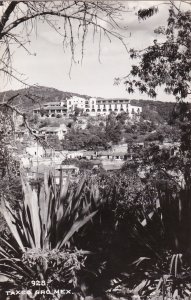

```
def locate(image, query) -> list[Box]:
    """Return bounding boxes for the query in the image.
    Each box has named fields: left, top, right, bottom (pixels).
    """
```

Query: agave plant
left=0, top=172, right=101, bottom=297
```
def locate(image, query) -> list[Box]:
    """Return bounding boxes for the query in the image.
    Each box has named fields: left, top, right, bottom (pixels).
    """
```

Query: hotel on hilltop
left=33, top=96, right=142, bottom=118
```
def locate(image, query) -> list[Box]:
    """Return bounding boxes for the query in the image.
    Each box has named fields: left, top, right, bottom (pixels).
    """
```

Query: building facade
left=33, top=97, right=142, bottom=118
left=39, top=124, right=67, bottom=140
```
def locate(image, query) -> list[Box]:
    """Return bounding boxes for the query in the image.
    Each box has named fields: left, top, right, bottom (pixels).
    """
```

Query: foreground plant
left=0, top=173, right=100, bottom=298
left=124, top=174, right=191, bottom=299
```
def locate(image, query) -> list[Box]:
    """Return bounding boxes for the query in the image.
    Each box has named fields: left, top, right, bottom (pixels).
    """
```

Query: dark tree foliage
left=120, top=7, right=191, bottom=101
left=62, top=128, right=109, bottom=151
left=137, top=6, right=159, bottom=20
left=105, top=113, right=122, bottom=144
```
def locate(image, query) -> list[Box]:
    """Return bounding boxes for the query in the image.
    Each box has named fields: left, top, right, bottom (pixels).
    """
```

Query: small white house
left=39, top=124, right=68, bottom=140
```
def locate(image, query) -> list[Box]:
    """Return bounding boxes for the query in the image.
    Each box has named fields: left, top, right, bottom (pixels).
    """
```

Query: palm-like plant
left=0, top=173, right=100, bottom=296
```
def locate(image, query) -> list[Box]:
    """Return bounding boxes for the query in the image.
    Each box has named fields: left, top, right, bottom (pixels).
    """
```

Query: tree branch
left=0, top=1, right=19, bottom=34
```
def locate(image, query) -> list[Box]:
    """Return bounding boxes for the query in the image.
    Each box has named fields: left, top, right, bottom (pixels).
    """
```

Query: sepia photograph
left=0, top=0, right=191, bottom=299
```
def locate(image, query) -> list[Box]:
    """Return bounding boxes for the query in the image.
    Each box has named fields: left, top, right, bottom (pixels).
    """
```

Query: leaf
left=1, top=198, right=25, bottom=252
left=155, top=277, right=163, bottom=291
left=22, top=179, right=42, bottom=248
left=0, top=273, right=17, bottom=281
left=57, top=177, right=70, bottom=223
left=0, top=263, right=32, bottom=279
left=57, top=210, right=98, bottom=249
left=59, top=173, right=70, bottom=203
left=0, top=246, right=9, bottom=259
left=132, top=257, right=150, bottom=267
left=0, top=237, right=19, bottom=256
left=170, top=254, right=176, bottom=275
left=133, top=279, right=148, bottom=294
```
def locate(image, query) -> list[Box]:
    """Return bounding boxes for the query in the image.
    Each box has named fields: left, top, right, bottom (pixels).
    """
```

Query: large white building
left=33, top=97, right=142, bottom=118
left=85, top=98, right=142, bottom=117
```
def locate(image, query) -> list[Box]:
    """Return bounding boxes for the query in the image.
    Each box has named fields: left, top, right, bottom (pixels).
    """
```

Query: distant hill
left=0, top=86, right=181, bottom=121
left=0, top=86, right=90, bottom=112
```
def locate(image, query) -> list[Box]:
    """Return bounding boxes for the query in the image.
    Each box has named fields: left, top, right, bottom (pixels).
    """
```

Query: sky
left=0, top=1, right=186, bottom=101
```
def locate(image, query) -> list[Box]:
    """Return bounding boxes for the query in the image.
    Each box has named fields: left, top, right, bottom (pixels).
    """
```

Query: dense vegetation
left=1, top=99, right=191, bottom=299
left=61, top=109, right=180, bottom=151
left=1, top=3, right=191, bottom=300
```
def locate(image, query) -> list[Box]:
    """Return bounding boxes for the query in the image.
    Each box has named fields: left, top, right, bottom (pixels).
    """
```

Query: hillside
left=0, top=86, right=179, bottom=120
left=131, top=99, right=176, bottom=122
left=0, top=86, right=90, bottom=113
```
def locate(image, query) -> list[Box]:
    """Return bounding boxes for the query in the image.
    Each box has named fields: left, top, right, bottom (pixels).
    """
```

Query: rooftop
left=43, top=106, right=67, bottom=110
left=44, top=101, right=65, bottom=106
left=39, top=127, right=60, bottom=132
left=57, top=165, right=79, bottom=170
left=83, top=151, right=97, bottom=156
left=39, top=124, right=67, bottom=132
left=96, top=99, right=129, bottom=102
left=98, top=151, right=127, bottom=156
left=102, top=164, right=122, bottom=171
left=110, top=152, right=127, bottom=156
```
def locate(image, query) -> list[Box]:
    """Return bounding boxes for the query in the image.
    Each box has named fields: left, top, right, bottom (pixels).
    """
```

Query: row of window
left=34, top=109, right=67, bottom=113
left=34, top=107, right=140, bottom=114
left=97, top=99, right=129, bottom=104
left=86, top=108, right=139, bottom=113
left=84, top=103, right=139, bottom=109
left=44, top=104, right=62, bottom=107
